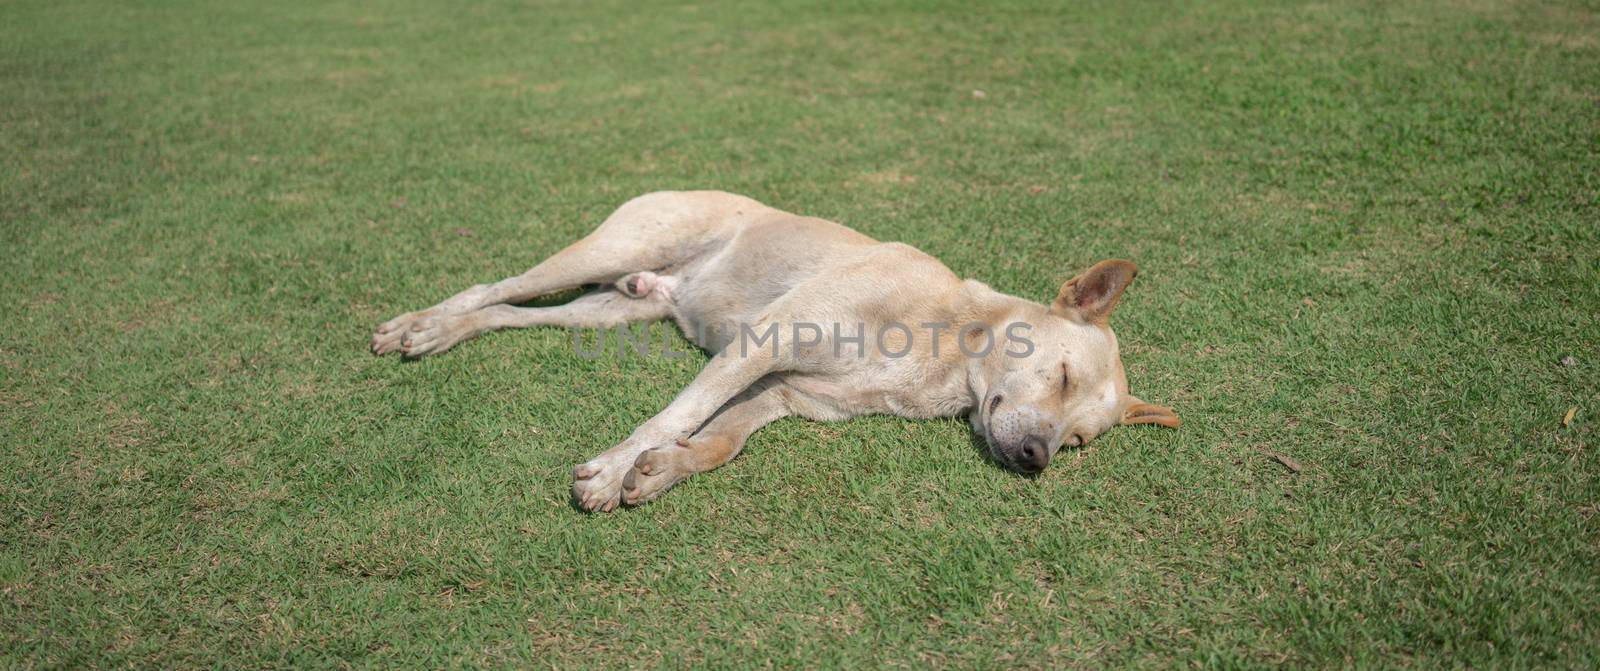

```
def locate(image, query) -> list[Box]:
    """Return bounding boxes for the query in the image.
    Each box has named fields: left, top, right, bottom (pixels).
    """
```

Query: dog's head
left=970, top=259, right=1179, bottom=473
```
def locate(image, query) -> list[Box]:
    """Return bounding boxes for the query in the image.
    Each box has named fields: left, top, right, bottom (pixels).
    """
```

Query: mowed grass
left=3, top=0, right=1598, bottom=666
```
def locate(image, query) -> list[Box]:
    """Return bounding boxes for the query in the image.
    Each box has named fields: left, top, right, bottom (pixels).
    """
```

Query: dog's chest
left=779, top=364, right=971, bottom=422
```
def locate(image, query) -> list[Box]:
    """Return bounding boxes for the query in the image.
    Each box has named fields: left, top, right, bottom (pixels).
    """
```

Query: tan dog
left=371, top=191, right=1179, bottom=512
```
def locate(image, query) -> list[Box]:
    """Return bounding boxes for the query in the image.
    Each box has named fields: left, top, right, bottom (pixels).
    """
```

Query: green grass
left=3, top=0, right=1598, bottom=666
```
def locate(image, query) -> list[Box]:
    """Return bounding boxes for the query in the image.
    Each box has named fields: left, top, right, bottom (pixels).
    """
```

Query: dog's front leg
left=620, top=381, right=790, bottom=506
left=572, top=348, right=779, bottom=512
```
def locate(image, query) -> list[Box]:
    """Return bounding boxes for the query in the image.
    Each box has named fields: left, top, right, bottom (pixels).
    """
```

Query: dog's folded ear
left=1120, top=396, right=1181, bottom=429
left=1052, top=259, right=1138, bottom=324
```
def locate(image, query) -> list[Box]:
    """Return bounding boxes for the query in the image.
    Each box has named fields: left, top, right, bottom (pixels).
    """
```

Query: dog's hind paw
left=371, top=310, right=430, bottom=355
left=397, top=315, right=471, bottom=358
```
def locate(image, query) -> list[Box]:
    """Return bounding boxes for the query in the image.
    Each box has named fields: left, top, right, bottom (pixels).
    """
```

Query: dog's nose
left=1018, top=436, right=1051, bottom=472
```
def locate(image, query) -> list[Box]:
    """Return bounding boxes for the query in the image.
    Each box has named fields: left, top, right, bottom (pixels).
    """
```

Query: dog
left=370, top=191, right=1179, bottom=512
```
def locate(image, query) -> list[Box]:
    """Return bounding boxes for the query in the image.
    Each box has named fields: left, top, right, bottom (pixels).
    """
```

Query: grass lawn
left=3, top=0, right=1598, bottom=666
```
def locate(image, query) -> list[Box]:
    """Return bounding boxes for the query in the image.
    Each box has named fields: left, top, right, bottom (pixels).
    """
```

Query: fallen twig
left=1265, top=450, right=1303, bottom=473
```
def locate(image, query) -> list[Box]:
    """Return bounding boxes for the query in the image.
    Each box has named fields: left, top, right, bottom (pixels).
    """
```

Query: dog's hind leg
left=372, top=191, right=755, bottom=355
left=392, top=288, right=673, bottom=358
left=620, top=380, right=789, bottom=506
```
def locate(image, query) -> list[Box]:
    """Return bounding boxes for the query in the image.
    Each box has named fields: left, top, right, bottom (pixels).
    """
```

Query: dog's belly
left=663, top=215, right=878, bottom=353
left=775, top=378, right=865, bottom=422
left=631, top=209, right=975, bottom=422
left=664, top=299, right=748, bottom=353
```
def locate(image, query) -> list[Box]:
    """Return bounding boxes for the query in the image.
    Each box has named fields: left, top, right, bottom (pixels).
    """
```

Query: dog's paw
left=572, top=457, right=629, bottom=513
left=621, top=444, right=694, bottom=506
left=396, top=314, right=473, bottom=358
left=371, top=310, right=431, bottom=355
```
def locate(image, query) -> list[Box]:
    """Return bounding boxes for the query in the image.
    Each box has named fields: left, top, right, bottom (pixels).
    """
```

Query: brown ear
left=1052, top=259, right=1138, bottom=324
left=1121, top=398, right=1181, bottom=429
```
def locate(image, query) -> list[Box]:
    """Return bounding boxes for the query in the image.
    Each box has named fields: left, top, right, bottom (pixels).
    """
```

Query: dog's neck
left=950, top=279, right=1046, bottom=409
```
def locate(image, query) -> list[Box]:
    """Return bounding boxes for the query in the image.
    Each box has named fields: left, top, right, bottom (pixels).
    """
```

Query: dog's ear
left=1120, top=395, right=1181, bottom=429
left=1051, top=259, right=1138, bottom=324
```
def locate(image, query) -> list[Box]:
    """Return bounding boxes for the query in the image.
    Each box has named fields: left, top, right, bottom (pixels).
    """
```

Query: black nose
left=1018, top=436, right=1050, bottom=472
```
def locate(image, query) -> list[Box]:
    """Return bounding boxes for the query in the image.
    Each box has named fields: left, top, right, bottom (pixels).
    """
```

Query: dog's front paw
left=621, top=444, right=694, bottom=506
left=571, top=458, right=628, bottom=513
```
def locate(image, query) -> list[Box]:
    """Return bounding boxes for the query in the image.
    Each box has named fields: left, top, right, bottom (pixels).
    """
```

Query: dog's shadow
left=516, top=287, right=592, bottom=309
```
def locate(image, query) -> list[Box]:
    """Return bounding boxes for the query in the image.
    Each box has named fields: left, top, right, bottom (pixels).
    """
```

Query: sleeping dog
left=371, top=191, right=1179, bottom=511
